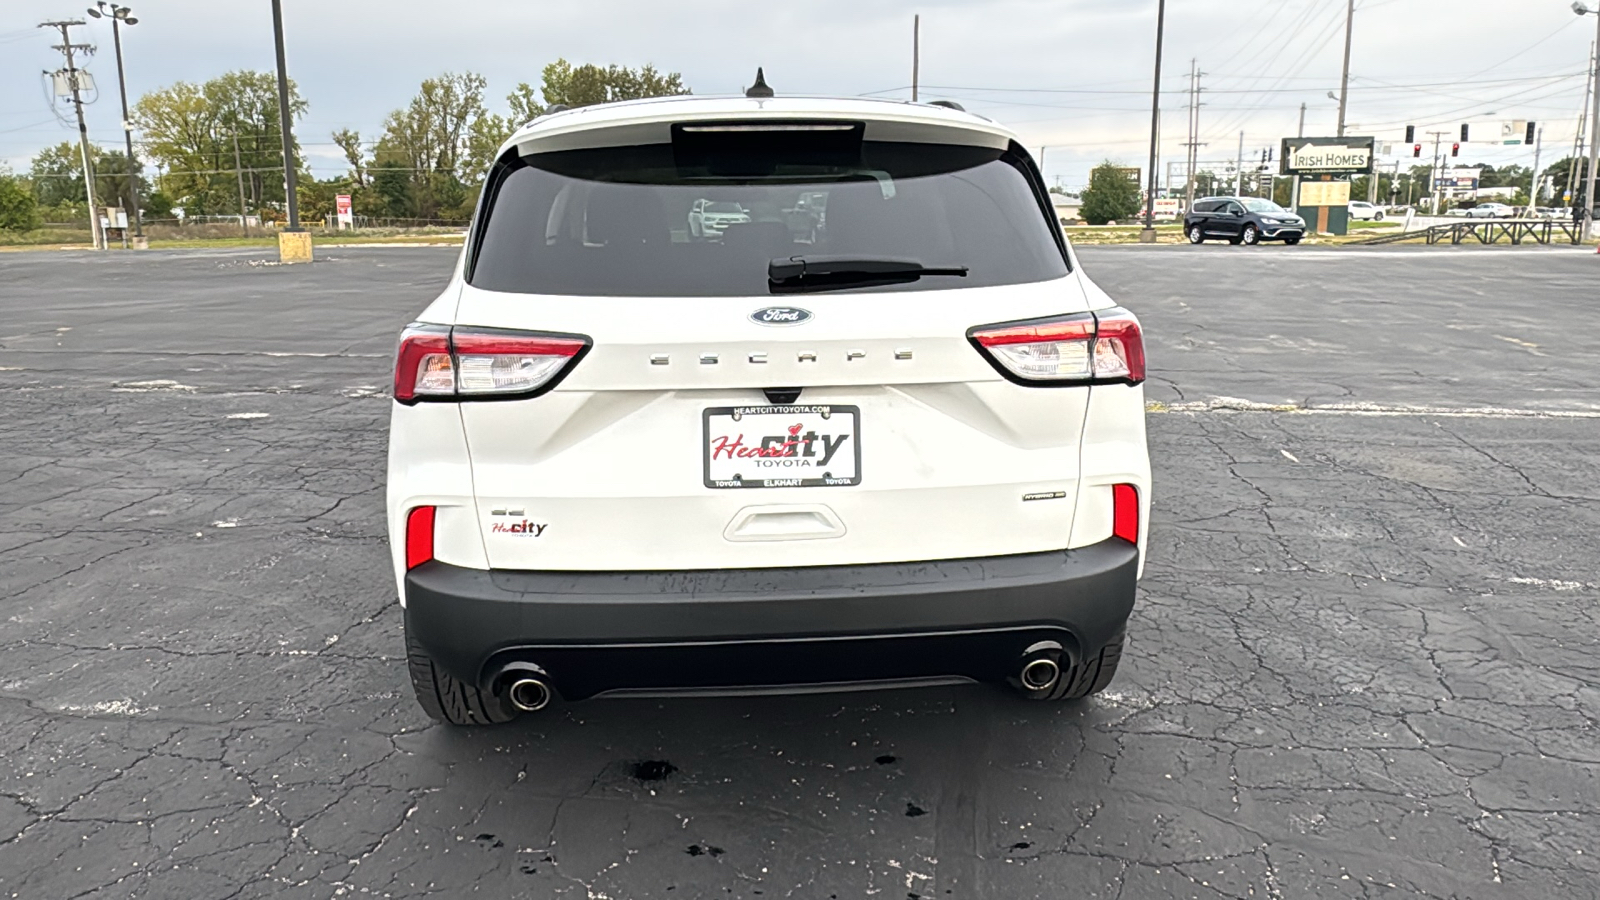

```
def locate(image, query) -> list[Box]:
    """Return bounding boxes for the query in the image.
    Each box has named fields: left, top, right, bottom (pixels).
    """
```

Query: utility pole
left=1140, top=0, right=1167, bottom=242
left=1234, top=131, right=1244, bottom=197
left=1286, top=100, right=1299, bottom=209
left=1529, top=125, right=1545, bottom=208
left=1183, top=60, right=1206, bottom=209
left=1566, top=41, right=1593, bottom=205
left=1336, top=0, right=1354, bottom=137
left=911, top=14, right=920, bottom=103
left=41, top=20, right=103, bottom=251
left=1584, top=4, right=1600, bottom=238
left=233, top=132, right=250, bottom=236
left=1427, top=131, right=1448, bottom=214
left=1368, top=149, right=1381, bottom=206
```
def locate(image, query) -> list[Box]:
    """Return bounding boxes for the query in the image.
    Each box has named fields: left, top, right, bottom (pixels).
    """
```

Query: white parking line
left=1152, top=396, right=1600, bottom=419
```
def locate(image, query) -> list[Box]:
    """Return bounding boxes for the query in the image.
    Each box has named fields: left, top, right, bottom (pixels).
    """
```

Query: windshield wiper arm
left=768, top=255, right=968, bottom=292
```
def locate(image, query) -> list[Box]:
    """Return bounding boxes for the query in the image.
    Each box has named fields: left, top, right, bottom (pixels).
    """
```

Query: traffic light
left=1460, top=124, right=1470, bottom=142
left=1452, top=143, right=1461, bottom=157
left=1404, top=125, right=1415, bottom=143
left=1413, top=143, right=1422, bottom=157
left=1526, top=121, right=1537, bottom=144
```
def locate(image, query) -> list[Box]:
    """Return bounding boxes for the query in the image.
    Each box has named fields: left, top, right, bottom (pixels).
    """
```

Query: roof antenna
left=745, top=68, right=774, bottom=98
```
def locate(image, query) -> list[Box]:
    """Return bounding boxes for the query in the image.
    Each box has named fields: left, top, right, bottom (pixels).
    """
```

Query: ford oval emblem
left=750, top=306, right=812, bottom=326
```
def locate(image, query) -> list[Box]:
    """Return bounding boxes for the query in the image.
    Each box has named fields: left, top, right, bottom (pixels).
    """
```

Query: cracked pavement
left=0, top=244, right=1596, bottom=899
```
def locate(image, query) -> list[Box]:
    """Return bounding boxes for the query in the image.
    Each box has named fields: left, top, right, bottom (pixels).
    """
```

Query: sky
left=2, top=0, right=1597, bottom=191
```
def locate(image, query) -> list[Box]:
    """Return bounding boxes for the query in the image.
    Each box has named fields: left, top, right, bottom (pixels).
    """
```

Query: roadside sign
left=335, top=194, right=353, bottom=229
left=1280, top=136, right=1376, bottom=175
left=1299, top=181, right=1350, bottom=207
left=1500, top=120, right=1527, bottom=145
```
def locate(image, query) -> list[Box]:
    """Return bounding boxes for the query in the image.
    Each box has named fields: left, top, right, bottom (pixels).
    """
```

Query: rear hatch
left=450, top=114, right=1098, bottom=571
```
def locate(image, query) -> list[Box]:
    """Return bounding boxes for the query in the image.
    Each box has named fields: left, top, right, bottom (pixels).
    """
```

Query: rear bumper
left=404, top=539, right=1139, bottom=700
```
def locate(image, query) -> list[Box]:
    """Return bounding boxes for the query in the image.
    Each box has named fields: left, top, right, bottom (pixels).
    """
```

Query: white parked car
left=1347, top=200, right=1384, bottom=221
left=388, top=88, right=1151, bottom=724
left=686, top=198, right=751, bottom=239
left=1466, top=202, right=1516, bottom=218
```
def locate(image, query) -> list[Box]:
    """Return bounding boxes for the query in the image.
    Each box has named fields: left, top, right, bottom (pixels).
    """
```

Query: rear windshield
left=468, top=138, right=1067, bottom=296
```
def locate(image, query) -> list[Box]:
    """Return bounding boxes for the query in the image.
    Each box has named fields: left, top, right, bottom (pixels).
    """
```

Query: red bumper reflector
left=405, top=506, right=436, bottom=569
left=1112, top=484, right=1139, bottom=544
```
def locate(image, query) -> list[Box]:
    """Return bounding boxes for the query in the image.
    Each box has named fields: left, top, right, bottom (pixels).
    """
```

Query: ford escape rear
left=387, top=92, right=1151, bottom=725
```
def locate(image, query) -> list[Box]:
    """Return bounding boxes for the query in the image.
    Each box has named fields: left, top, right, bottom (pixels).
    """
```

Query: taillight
left=451, top=331, right=587, bottom=397
left=1092, top=308, right=1146, bottom=382
left=405, top=505, right=435, bottom=569
left=1111, top=484, right=1139, bottom=544
left=394, top=327, right=452, bottom=402
left=393, top=325, right=590, bottom=403
left=969, top=307, right=1144, bottom=385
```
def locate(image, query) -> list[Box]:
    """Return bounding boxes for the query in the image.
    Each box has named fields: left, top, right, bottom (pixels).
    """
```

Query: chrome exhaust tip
left=1019, top=657, right=1061, bottom=692
left=507, top=677, right=552, bottom=712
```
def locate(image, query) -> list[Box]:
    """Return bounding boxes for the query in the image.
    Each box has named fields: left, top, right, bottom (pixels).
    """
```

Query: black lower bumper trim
left=404, top=540, right=1139, bottom=700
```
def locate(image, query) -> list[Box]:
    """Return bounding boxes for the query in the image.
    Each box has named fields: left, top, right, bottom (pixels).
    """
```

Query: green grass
left=0, top=226, right=465, bottom=252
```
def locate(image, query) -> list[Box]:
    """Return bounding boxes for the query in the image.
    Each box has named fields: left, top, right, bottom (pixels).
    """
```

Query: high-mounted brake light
left=393, top=326, right=590, bottom=403
left=1111, top=484, right=1140, bottom=545
left=969, top=307, right=1144, bottom=385
left=405, top=506, right=435, bottom=569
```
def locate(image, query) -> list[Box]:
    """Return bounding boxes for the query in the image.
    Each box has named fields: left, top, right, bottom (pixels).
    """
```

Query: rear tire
left=1021, top=633, right=1125, bottom=701
left=1187, top=225, right=1205, bottom=244
left=406, top=625, right=516, bottom=726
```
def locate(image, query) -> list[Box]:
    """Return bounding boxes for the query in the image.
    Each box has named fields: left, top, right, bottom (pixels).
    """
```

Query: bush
left=0, top=175, right=43, bottom=231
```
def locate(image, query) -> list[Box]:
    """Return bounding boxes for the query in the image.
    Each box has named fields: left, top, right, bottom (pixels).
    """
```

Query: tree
left=133, top=71, right=307, bottom=216
left=332, top=128, right=366, bottom=187
left=1543, top=156, right=1591, bottom=203
left=0, top=170, right=42, bottom=231
left=27, top=142, right=149, bottom=221
left=373, top=72, right=487, bottom=220
left=1080, top=161, right=1143, bottom=225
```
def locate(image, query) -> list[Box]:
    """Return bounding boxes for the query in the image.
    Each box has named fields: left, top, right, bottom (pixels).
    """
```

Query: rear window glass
left=468, top=138, right=1067, bottom=297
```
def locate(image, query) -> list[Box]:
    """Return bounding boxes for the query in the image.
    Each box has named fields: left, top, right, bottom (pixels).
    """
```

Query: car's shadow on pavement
left=382, top=683, right=1144, bottom=897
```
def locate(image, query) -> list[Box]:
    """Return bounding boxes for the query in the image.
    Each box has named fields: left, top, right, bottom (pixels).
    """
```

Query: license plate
left=703, top=405, right=861, bottom=489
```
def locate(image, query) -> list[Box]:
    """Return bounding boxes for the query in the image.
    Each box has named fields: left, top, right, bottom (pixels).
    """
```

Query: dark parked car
left=1185, top=197, right=1305, bottom=246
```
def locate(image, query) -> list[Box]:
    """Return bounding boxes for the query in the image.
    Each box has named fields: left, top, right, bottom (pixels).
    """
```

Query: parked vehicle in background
left=1466, top=203, right=1516, bottom=219
left=784, top=191, right=828, bottom=241
left=687, top=199, right=751, bottom=239
left=1347, top=201, right=1384, bottom=221
left=1184, top=196, right=1305, bottom=245
left=389, top=93, right=1151, bottom=725
left=1534, top=207, right=1567, bottom=220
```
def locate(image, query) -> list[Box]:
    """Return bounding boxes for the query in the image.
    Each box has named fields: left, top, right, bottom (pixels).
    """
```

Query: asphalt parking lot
left=1, top=243, right=1597, bottom=899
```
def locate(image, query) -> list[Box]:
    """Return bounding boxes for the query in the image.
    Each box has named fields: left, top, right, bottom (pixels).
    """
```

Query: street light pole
left=270, top=0, right=301, bottom=232
left=88, top=2, right=142, bottom=247
left=1140, top=0, right=1167, bottom=243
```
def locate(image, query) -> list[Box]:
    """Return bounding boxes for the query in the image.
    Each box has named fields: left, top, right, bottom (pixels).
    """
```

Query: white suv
left=388, top=91, right=1151, bottom=725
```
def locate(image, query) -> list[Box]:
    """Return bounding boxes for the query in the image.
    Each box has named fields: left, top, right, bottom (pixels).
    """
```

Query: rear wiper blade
left=768, top=255, right=968, bottom=293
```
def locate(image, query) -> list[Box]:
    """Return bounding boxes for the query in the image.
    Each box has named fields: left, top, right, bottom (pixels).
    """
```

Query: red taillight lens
left=969, top=308, right=1144, bottom=385
left=394, top=328, right=452, bottom=402
left=1092, top=309, right=1146, bottom=383
left=405, top=506, right=435, bottom=569
left=1111, top=484, right=1139, bottom=544
left=392, top=326, right=590, bottom=403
